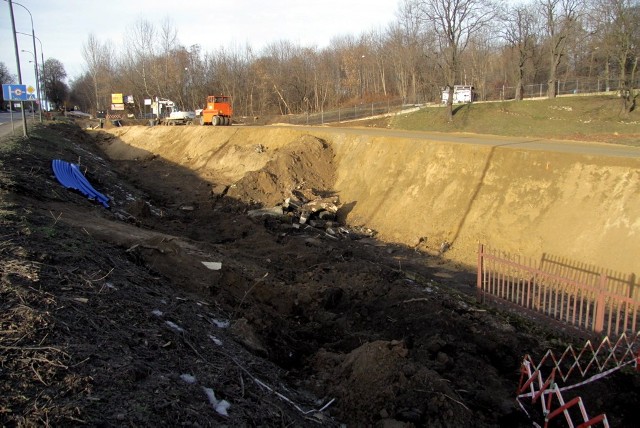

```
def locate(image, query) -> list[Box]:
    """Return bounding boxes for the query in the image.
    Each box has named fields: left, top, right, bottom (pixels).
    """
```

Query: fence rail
left=477, top=244, right=640, bottom=338
left=495, top=77, right=640, bottom=101
left=283, top=98, right=408, bottom=126
left=280, top=77, right=639, bottom=125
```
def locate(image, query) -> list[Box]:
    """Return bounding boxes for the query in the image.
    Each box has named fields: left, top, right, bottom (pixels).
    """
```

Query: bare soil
left=1, top=122, right=638, bottom=427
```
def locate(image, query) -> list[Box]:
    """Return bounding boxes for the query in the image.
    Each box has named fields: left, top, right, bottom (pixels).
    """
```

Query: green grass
left=389, top=95, right=640, bottom=146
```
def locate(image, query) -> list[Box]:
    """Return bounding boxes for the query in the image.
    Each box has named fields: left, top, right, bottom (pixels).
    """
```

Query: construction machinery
left=150, top=98, right=195, bottom=125
left=163, top=110, right=195, bottom=126
left=199, top=95, right=232, bottom=126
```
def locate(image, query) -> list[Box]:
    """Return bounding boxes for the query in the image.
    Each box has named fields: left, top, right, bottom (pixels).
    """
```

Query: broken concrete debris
left=246, top=189, right=377, bottom=242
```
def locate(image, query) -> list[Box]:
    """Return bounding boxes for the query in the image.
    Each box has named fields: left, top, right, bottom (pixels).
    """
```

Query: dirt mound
left=225, top=134, right=335, bottom=207
left=312, top=340, right=469, bottom=426
left=1, top=123, right=638, bottom=427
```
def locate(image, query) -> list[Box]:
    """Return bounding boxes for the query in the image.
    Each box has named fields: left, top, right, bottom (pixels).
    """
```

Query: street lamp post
left=7, top=0, right=28, bottom=137
left=17, top=31, right=47, bottom=115
left=9, top=0, right=42, bottom=122
left=21, top=50, right=39, bottom=120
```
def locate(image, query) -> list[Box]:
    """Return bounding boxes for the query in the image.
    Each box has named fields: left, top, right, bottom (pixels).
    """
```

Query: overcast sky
left=2, top=0, right=400, bottom=86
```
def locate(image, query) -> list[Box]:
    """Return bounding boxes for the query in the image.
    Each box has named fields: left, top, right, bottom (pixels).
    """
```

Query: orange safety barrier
left=517, top=332, right=639, bottom=427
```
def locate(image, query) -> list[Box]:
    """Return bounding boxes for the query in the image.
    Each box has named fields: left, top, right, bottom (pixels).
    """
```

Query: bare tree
left=43, top=58, right=68, bottom=110
left=67, top=2, right=636, bottom=120
left=157, top=18, right=186, bottom=106
left=416, top=0, right=501, bottom=120
left=0, top=62, right=16, bottom=84
left=0, top=62, right=17, bottom=109
left=502, top=3, right=539, bottom=100
left=590, top=0, right=640, bottom=112
left=386, top=0, right=435, bottom=104
left=82, top=34, right=114, bottom=112
left=123, top=19, right=157, bottom=98
left=538, top=0, right=582, bottom=98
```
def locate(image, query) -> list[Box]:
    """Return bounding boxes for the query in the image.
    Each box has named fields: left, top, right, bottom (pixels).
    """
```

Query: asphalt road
left=0, top=111, right=32, bottom=138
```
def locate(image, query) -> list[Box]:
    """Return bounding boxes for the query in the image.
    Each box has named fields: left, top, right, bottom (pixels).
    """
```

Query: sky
left=1, top=0, right=400, bottom=86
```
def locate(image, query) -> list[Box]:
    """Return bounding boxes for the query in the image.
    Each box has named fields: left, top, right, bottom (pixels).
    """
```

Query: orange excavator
left=199, top=95, right=232, bottom=126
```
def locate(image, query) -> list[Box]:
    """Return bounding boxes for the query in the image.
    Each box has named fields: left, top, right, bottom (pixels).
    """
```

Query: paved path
left=290, top=125, right=640, bottom=159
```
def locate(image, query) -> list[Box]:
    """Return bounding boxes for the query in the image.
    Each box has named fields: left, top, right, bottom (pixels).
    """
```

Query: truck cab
left=200, top=95, right=232, bottom=126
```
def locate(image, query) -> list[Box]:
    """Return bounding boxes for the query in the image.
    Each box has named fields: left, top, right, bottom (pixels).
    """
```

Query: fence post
left=477, top=243, right=484, bottom=302
left=594, top=274, right=607, bottom=334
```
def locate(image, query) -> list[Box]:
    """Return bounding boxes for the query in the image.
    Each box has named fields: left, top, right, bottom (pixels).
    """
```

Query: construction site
left=1, top=117, right=639, bottom=427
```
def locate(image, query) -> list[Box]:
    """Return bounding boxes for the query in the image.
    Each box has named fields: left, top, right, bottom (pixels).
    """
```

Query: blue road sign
left=2, top=84, right=29, bottom=101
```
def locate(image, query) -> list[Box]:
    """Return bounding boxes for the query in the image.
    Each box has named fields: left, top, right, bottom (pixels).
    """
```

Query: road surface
left=0, top=111, right=34, bottom=138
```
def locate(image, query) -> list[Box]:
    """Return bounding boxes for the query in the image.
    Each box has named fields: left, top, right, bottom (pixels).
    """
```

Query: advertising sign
left=111, top=93, right=123, bottom=104
left=110, top=104, right=125, bottom=111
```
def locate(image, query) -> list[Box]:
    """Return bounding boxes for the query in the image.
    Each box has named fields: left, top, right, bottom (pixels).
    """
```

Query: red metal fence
left=476, top=244, right=640, bottom=338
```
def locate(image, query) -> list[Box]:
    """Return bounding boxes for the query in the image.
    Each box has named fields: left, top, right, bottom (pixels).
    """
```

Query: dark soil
left=1, top=122, right=638, bottom=427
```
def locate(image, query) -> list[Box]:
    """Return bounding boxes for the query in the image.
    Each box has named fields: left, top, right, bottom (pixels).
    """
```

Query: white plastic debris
left=202, top=261, right=222, bottom=270
left=209, top=335, right=223, bottom=346
left=165, top=321, right=184, bottom=333
left=212, top=319, right=230, bottom=329
left=180, top=374, right=197, bottom=384
left=152, top=309, right=164, bottom=317
left=203, top=387, right=231, bottom=416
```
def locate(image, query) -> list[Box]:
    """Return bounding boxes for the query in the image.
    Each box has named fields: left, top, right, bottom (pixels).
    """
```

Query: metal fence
left=476, top=244, right=640, bottom=338
left=276, top=76, right=639, bottom=125
left=490, top=77, right=640, bottom=101
left=280, top=98, right=410, bottom=126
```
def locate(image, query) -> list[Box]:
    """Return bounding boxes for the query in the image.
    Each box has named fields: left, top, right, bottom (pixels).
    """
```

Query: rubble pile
left=247, top=188, right=376, bottom=242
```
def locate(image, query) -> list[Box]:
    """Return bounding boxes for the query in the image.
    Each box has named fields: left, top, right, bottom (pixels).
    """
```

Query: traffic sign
left=26, top=85, right=36, bottom=100
left=2, top=84, right=29, bottom=101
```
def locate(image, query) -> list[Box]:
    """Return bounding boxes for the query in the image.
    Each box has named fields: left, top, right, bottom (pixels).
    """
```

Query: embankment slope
left=100, top=125, right=640, bottom=278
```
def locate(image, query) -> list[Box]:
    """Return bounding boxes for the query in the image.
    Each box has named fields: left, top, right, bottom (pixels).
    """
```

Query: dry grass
left=389, top=95, right=640, bottom=146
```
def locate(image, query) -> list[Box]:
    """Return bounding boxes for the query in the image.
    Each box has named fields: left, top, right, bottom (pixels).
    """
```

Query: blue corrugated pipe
left=52, top=159, right=110, bottom=208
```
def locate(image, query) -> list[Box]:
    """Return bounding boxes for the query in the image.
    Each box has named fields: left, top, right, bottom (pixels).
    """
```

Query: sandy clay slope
left=103, top=124, right=640, bottom=277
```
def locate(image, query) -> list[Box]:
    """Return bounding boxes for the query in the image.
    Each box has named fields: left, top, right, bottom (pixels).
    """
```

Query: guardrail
left=476, top=244, right=639, bottom=338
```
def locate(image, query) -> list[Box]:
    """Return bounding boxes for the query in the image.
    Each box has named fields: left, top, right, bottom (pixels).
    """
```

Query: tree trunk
left=447, top=86, right=454, bottom=121
left=547, top=58, right=557, bottom=98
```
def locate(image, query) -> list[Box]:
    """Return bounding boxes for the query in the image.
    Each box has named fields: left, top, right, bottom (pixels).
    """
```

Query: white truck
left=162, top=110, right=195, bottom=126
left=151, top=98, right=195, bottom=125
